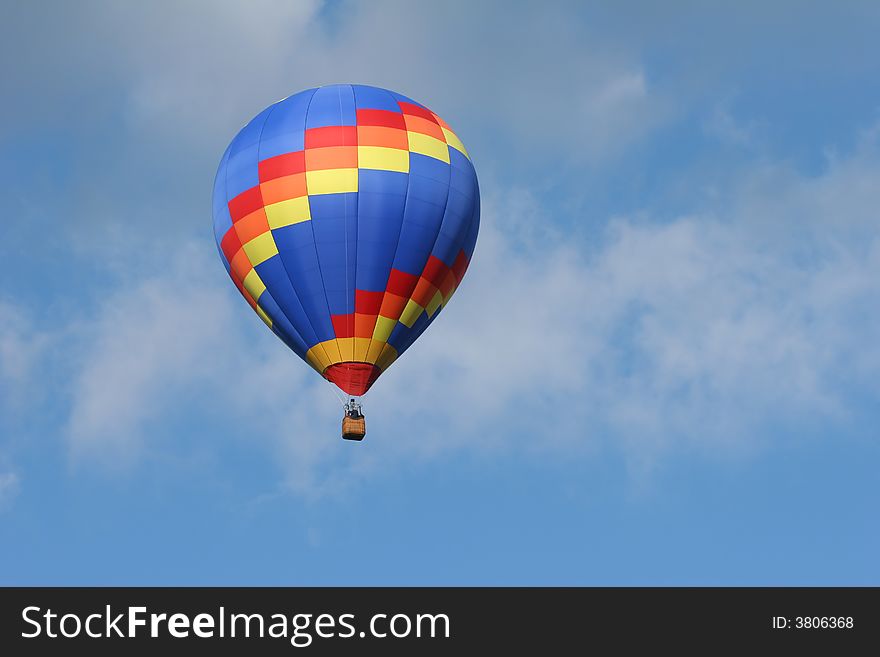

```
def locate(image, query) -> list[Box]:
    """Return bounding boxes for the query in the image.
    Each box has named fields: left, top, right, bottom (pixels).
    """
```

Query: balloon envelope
left=213, top=84, right=480, bottom=395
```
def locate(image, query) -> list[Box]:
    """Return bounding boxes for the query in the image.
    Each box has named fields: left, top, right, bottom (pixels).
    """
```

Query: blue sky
left=1, top=1, right=879, bottom=585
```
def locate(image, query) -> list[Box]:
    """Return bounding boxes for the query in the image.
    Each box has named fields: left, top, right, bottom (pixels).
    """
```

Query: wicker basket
left=342, top=416, right=366, bottom=441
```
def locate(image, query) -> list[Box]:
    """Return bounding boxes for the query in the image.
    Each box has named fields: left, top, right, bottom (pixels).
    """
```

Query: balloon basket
left=342, top=416, right=366, bottom=441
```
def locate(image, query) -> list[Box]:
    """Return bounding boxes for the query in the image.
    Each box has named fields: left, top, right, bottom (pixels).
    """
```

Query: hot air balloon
left=212, top=84, right=480, bottom=440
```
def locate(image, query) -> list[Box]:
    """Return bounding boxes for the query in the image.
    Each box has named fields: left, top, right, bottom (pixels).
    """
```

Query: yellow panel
left=242, top=268, right=266, bottom=300
left=242, top=232, right=279, bottom=266
left=425, top=290, right=443, bottom=317
left=442, top=127, right=469, bottom=159
left=306, top=168, right=358, bottom=195
left=399, top=298, right=424, bottom=328
left=305, top=348, right=323, bottom=373
left=357, top=146, right=409, bottom=173
left=407, top=132, right=450, bottom=163
left=372, top=315, right=397, bottom=342
left=375, top=344, right=399, bottom=371
left=255, top=305, right=273, bottom=328
left=265, top=196, right=311, bottom=229
left=307, top=341, right=338, bottom=372
left=322, top=339, right=342, bottom=364
left=353, top=337, right=371, bottom=361
left=365, top=339, right=385, bottom=364
left=336, top=337, right=354, bottom=362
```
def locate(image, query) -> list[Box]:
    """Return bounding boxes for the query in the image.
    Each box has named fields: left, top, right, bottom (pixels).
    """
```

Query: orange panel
left=230, top=247, right=253, bottom=280
left=411, top=277, right=439, bottom=308
left=354, top=313, right=378, bottom=338
left=431, top=112, right=451, bottom=130
left=378, top=293, right=408, bottom=320
left=305, top=146, right=358, bottom=171
left=260, top=173, right=307, bottom=205
left=233, top=208, right=270, bottom=244
left=404, top=114, right=445, bottom=141
left=356, top=125, right=409, bottom=150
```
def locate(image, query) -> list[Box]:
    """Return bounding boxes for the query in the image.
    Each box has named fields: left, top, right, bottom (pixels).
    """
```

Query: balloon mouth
left=324, top=362, right=382, bottom=396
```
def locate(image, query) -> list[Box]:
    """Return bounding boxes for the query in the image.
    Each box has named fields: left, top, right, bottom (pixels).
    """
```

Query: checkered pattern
left=213, top=85, right=480, bottom=395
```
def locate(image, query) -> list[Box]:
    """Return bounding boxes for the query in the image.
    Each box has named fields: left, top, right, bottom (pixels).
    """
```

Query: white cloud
left=58, top=128, right=880, bottom=491
left=0, top=301, right=48, bottom=411
left=368, top=178, right=880, bottom=469
left=1, top=1, right=665, bottom=164
left=4, top=2, right=873, bottom=493
left=66, top=244, right=240, bottom=465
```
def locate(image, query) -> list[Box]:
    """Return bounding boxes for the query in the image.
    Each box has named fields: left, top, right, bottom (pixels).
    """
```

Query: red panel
left=331, top=313, right=354, bottom=338
left=324, top=362, right=382, bottom=396
left=356, top=109, right=406, bottom=129
left=385, top=268, right=418, bottom=297
left=258, top=151, right=305, bottom=182
left=220, top=227, right=242, bottom=263
left=422, top=255, right=449, bottom=289
left=398, top=101, right=437, bottom=123
left=451, top=249, right=469, bottom=284
left=355, top=289, right=384, bottom=315
left=438, top=269, right=457, bottom=298
left=228, top=186, right=264, bottom=223
left=305, top=126, right=357, bottom=149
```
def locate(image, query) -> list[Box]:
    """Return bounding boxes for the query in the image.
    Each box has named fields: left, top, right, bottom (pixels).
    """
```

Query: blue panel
left=388, top=154, right=451, bottom=275
left=258, top=88, right=315, bottom=160
left=352, top=84, right=400, bottom=111
left=229, top=105, right=273, bottom=157
left=387, top=322, right=412, bottom=353
left=270, top=222, right=336, bottom=343
left=305, top=84, right=357, bottom=129
left=409, top=152, right=450, bottom=184
left=448, top=147, right=473, bottom=173
left=309, top=192, right=358, bottom=316
left=393, top=308, right=436, bottom=356
left=430, top=186, right=474, bottom=266
left=388, top=90, right=423, bottom=108
left=255, top=89, right=335, bottom=346
left=407, top=173, right=450, bottom=212
left=256, top=290, right=309, bottom=358
left=388, top=308, right=432, bottom=355
left=357, top=168, right=408, bottom=195
left=254, top=257, right=319, bottom=349
left=272, top=324, right=304, bottom=359
left=224, top=142, right=260, bottom=199
left=462, top=181, right=481, bottom=260
left=355, top=170, right=408, bottom=292
left=431, top=155, right=481, bottom=265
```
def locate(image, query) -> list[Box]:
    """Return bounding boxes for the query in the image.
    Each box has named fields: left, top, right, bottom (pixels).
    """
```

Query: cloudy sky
left=2, top=1, right=879, bottom=584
